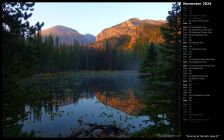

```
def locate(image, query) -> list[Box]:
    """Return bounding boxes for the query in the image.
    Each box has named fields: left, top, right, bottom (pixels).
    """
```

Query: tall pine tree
left=160, top=2, right=181, bottom=135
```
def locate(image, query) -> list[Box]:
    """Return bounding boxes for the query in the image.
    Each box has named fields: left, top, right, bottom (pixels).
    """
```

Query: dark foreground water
left=4, top=71, right=176, bottom=137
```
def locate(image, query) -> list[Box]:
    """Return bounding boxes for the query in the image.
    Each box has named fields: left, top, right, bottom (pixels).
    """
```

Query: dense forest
left=2, top=2, right=181, bottom=138
left=28, top=34, right=148, bottom=72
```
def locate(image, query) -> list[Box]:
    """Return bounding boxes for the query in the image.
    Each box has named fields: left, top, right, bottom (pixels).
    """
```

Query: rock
left=109, top=134, right=114, bottom=137
left=87, top=129, right=103, bottom=138
left=70, top=123, right=131, bottom=138
left=83, top=125, right=95, bottom=134
left=77, top=133, right=87, bottom=138
left=116, top=134, right=130, bottom=138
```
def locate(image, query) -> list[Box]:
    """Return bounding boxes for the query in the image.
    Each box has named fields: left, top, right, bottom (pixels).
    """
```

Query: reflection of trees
left=96, top=90, right=143, bottom=115
left=3, top=71, right=144, bottom=137
left=136, top=71, right=180, bottom=137
left=3, top=77, right=79, bottom=137
left=136, top=89, right=180, bottom=137
left=3, top=78, right=40, bottom=137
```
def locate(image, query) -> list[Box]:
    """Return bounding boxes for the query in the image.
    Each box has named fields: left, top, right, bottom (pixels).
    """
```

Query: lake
left=14, top=71, right=157, bottom=137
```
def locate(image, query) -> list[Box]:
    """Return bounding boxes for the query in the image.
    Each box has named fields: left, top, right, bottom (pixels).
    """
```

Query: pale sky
left=28, top=2, right=173, bottom=36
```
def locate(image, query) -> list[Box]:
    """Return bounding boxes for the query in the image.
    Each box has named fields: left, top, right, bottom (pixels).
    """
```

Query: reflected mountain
left=96, top=90, right=143, bottom=115
left=4, top=71, right=156, bottom=137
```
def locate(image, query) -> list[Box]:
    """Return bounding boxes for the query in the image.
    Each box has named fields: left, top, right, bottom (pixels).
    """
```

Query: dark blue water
left=17, top=71, right=164, bottom=137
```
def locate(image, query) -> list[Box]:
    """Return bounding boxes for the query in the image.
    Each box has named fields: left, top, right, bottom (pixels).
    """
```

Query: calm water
left=16, top=71, right=169, bottom=137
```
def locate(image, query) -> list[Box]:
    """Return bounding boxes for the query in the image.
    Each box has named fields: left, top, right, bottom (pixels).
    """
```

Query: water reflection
left=16, top=71, right=153, bottom=137
left=4, top=71, right=178, bottom=137
left=135, top=73, right=181, bottom=137
left=96, top=90, right=143, bottom=115
left=20, top=91, right=153, bottom=137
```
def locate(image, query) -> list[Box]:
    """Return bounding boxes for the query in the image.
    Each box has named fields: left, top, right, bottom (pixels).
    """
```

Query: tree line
left=29, top=33, right=147, bottom=73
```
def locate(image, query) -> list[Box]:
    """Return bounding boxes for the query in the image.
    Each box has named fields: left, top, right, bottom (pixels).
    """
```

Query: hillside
left=91, top=18, right=166, bottom=49
left=40, top=25, right=96, bottom=46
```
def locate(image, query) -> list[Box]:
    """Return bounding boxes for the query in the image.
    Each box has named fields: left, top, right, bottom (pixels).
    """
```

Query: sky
left=28, top=2, right=173, bottom=36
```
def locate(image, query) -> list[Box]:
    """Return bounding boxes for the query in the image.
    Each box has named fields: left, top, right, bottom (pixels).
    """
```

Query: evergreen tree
left=160, top=1, right=181, bottom=103
left=47, top=34, right=54, bottom=46
left=55, top=36, right=60, bottom=47
left=160, top=2, right=181, bottom=135
left=2, top=2, right=44, bottom=137
left=2, top=2, right=44, bottom=77
left=140, top=42, right=158, bottom=74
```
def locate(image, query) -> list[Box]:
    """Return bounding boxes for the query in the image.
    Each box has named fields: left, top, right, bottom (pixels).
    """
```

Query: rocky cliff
left=94, top=18, right=165, bottom=49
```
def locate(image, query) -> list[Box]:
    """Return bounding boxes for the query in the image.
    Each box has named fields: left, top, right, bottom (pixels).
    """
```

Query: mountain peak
left=123, top=18, right=166, bottom=27
left=40, top=25, right=96, bottom=46
left=128, top=18, right=140, bottom=21
left=54, top=25, right=65, bottom=28
left=48, top=25, right=79, bottom=33
left=127, top=18, right=166, bottom=26
left=96, top=18, right=165, bottom=48
left=126, top=18, right=141, bottom=26
left=54, top=25, right=74, bottom=29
